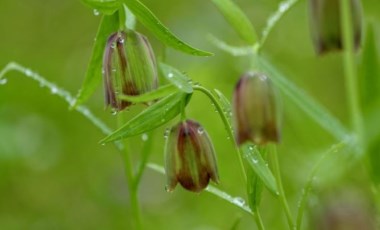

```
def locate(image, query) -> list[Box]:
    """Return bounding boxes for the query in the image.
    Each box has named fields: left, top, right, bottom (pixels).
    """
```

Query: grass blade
left=124, top=0, right=212, bottom=56
left=100, top=92, right=191, bottom=143
left=160, top=63, right=193, bottom=93
left=210, top=0, right=257, bottom=44
left=241, top=143, right=279, bottom=195
left=147, top=163, right=253, bottom=215
left=119, top=84, right=178, bottom=103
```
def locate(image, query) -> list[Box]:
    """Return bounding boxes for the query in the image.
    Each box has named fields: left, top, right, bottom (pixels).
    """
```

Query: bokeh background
left=0, top=0, right=380, bottom=229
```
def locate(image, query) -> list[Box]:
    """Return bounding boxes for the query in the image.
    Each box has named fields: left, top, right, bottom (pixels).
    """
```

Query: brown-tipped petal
left=233, top=72, right=281, bottom=146
left=164, top=120, right=219, bottom=193
left=309, top=0, right=362, bottom=55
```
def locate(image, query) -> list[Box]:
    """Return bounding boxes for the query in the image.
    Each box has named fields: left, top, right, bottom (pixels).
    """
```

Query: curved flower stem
left=193, top=85, right=246, bottom=181
left=269, top=144, right=294, bottom=229
left=117, top=113, right=142, bottom=230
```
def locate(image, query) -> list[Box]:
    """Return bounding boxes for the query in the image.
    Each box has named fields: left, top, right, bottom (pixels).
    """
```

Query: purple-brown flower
left=165, top=120, right=219, bottom=193
left=103, top=30, right=158, bottom=111
left=232, top=72, right=281, bottom=146
left=309, top=0, right=362, bottom=54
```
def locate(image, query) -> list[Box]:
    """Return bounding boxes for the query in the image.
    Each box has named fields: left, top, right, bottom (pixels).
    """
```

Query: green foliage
left=160, top=63, right=193, bottom=93
left=100, top=92, right=192, bottom=143
left=210, top=0, right=257, bottom=44
left=81, top=0, right=121, bottom=15
left=73, top=13, right=119, bottom=108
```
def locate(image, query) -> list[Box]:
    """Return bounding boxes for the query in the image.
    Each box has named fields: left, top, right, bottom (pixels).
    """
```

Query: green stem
left=117, top=113, right=142, bottom=230
left=119, top=6, right=127, bottom=30
left=193, top=85, right=247, bottom=182
left=340, top=0, right=364, bottom=149
left=253, top=206, right=265, bottom=230
left=270, top=144, right=294, bottom=229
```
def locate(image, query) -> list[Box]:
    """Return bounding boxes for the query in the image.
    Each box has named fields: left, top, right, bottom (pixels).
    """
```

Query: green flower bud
left=309, top=0, right=362, bottom=54
left=165, top=120, right=219, bottom=193
left=232, top=72, right=281, bottom=146
left=103, top=30, right=158, bottom=111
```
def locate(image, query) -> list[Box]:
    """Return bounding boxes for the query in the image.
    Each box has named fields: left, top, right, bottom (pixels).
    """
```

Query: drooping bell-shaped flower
left=165, top=120, right=219, bottom=193
left=232, top=72, right=281, bottom=146
left=103, top=30, right=158, bottom=111
left=309, top=0, right=362, bottom=54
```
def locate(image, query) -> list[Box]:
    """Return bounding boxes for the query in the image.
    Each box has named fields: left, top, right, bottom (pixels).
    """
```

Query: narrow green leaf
left=210, top=0, right=257, bottom=44
left=359, top=22, right=380, bottom=109
left=123, top=0, right=212, bottom=56
left=241, top=143, right=278, bottom=195
left=260, top=0, right=300, bottom=50
left=147, top=163, right=253, bottom=214
left=208, top=35, right=254, bottom=56
left=72, top=13, right=119, bottom=108
left=259, top=57, right=350, bottom=141
left=247, top=166, right=264, bottom=210
left=100, top=92, right=192, bottom=143
left=159, top=63, right=193, bottom=93
left=119, top=84, right=178, bottom=103
left=81, top=0, right=121, bottom=15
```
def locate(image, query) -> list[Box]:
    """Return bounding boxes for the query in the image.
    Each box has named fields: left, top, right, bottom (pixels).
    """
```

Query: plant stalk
left=340, top=0, right=364, bottom=148
left=253, top=206, right=265, bottom=230
left=270, top=144, right=295, bottom=229
left=117, top=113, right=142, bottom=230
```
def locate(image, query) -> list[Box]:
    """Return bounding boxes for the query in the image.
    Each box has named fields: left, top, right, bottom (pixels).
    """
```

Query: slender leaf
left=72, top=13, right=120, bottom=108
left=119, top=84, right=178, bottom=103
left=210, top=0, right=257, bottom=44
left=241, top=143, right=278, bottom=195
left=81, top=0, right=121, bottom=15
left=100, top=92, right=192, bottom=143
left=147, top=163, right=253, bottom=214
left=208, top=35, right=254, bottom=56
left=123, top=0, right=212, bottom=56
left=160, top=63, right=193, bottom=93
left=259, top=57, right=350, bottom=141
left=247, top=166, right=264, bottom=210
left=260, top=0, right=300, bottom=50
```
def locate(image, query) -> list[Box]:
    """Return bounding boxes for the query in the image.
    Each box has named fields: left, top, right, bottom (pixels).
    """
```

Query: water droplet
left=0, top=78, right=7, bottom=85
left=111, top=43, right=116, bottom=49
left=51, top=86, right=58, bottom=94
left=168, top=73, right=174, bottom=78
left=233, top=197, right=245, bottom=206
left=93, top=9, right=100, bottom=16
left=25, top=69, right=32, bottom=76
left=111, top=110, right=118, bottom=115
left=141, top=133, right=148, bottom=141
left=112, top=68, right=117, bottom=72
left=252, top=158, right=258, bottom=164
left=164, top=128, right=170, bottom=139
left=119, top=38, right=125, bottom=44
left=197, top=127, right=204, bottom=135
left=101, top=143, right=105, bottom=146
left=248, top=145, right=254, bottom=151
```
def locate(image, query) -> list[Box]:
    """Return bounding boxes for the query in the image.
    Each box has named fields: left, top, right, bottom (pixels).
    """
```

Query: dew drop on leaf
left=0, top=78, right=7, bottom=85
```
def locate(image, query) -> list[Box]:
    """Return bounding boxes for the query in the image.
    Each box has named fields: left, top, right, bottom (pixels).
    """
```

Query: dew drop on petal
left=197, top=127, right=204, bottom=135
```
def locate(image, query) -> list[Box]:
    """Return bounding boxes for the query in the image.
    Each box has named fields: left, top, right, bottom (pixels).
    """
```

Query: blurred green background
left=0, top=0, right=380, bottom=229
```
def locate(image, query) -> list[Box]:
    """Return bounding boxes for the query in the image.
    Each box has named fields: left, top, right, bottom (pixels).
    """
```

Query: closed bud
left=309, top=0, right=362, bottom=54
left=232, top=72, right=281, bottom=146
left=165, top=120, right=219, bottom=193
left=103, top=30, right=158, bottom=111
